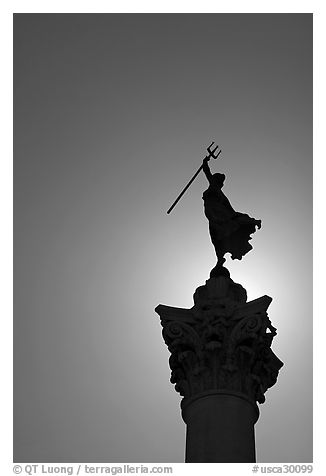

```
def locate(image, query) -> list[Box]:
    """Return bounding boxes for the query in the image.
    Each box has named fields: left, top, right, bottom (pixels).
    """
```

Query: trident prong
left=206, top=142, right=220, bottom=160
left=167, top=142, right=222, bottom=214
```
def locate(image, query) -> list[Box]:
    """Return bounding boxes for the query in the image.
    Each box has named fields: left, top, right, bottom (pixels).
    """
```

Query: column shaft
left=182, top=392, right=258, bottom=463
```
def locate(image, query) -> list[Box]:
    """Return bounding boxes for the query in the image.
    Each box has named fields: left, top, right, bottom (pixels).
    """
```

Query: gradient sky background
left=14, top=13, right=312, bottom=462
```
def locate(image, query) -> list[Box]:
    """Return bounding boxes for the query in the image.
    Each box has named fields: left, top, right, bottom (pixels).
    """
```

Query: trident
left=167, top=141, right=222, bottom=214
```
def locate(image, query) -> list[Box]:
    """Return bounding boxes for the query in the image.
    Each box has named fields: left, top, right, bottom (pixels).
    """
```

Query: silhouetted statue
left=202, top=157, right=261, bottom=272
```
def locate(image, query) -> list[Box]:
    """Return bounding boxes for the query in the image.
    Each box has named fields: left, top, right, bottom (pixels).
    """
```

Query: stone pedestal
left=155, top=275, right=283, bottom=463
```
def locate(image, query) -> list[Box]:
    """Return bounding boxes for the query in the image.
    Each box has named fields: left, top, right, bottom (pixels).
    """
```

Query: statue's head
left=212, top=173, right=225, bottom=188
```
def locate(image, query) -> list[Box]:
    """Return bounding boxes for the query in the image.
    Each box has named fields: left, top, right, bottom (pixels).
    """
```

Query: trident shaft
left=167, top=142, right=221, bottom=214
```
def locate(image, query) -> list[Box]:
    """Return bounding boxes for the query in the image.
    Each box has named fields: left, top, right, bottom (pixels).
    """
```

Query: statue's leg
left=209, top=228, right=227, bottom=271
left=213, top=240, right=225, bottom=266
left=210, top=247, right=229, bottom=278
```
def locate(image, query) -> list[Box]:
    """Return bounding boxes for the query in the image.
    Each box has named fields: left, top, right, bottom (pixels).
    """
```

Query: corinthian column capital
left=155, top=276, right=283, bottom=407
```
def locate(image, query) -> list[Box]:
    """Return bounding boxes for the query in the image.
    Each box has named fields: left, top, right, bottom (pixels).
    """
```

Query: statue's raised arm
left=202, top=156, right=213, bottom=183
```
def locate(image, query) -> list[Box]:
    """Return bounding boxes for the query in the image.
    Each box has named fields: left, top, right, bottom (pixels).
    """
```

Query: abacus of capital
left=155, top=143, right=283, bottom=463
